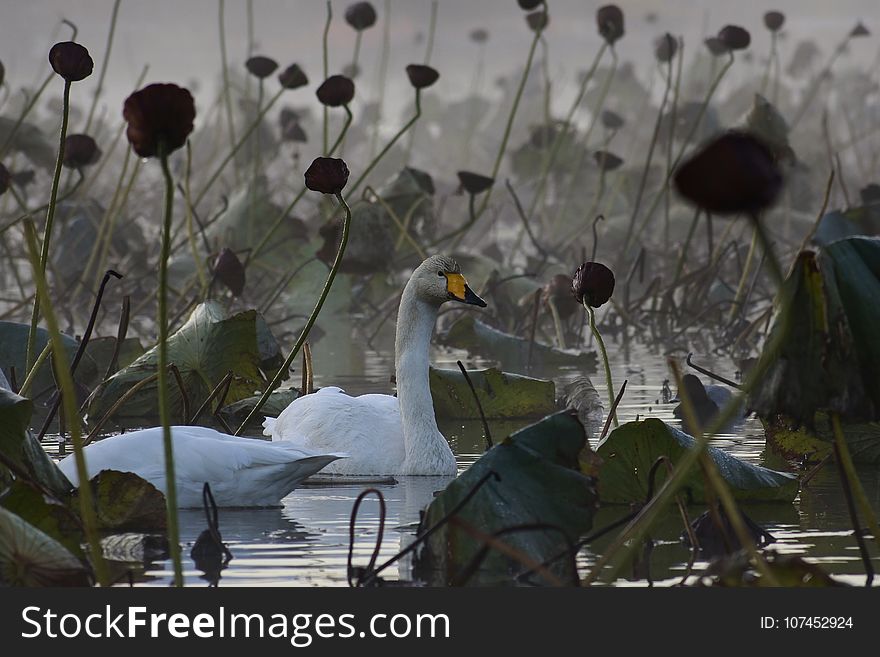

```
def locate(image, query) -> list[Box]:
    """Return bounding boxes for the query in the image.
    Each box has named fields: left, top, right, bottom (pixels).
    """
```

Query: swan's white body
left=264, top=255, right=485, bottom=476
left=57, top=426, right=344, bottom=507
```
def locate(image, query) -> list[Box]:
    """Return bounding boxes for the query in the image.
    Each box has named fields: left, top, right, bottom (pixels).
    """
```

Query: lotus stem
left=369, top=0, right=391, bottom=159
left=23, top=219, right=109, bottom=586
left=526, top=40, right=608, bottom=221
left=551, top=46, right=618, bottom=232
left=623, top=53, right=675, bottom=249
left=328, top=104, right=354, bottom=157
left=25, top=79, right=71, bottom=377
left=629, top=51, right=735, bottom=248
left=547, top=298, right=566, bottom=350
left=83, top=0, right=122, bottom=134
left=158, top=145, right=184, bottom=587
left=322, top=0, right=332, bottom=155
left=349, top=89, right=421, bottom=196
left=236, top=192, right=353, bottom=435
left=476, top=5, right=546, bottom=218
left=583, top=288, right=792, bottom=585
left=668, top=359, right=778, bottom=584
left=586, top=302, right=616, bottom=428
left=247, top=186, right=308, bottom=264
left=831, top=413, right=880, bottom=548
left=218, top=0, right=239, bottom=184
left=194, top=87, right=284, bottom=209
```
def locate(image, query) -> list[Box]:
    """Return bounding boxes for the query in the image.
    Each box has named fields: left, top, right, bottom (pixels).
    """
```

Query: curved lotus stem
left=236, top=192, right=353, bottom=435
left=156, top=144, right=185, bottom=586
left=24, top=78, right=72, bottom=376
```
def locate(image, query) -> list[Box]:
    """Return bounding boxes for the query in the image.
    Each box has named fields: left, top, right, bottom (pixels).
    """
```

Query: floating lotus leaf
left=440, top=315, right=597, bottom=375
left=429, top=366, right=557, bottom=419
left=414, top=411, right=597, bottom=586
left=0, top=388, right=72, bottom=497
left=0, top=506, right=90, bottom=586
left=596, top=418, right=798, bottom=504
left=87, top=301, right=283, bottom=428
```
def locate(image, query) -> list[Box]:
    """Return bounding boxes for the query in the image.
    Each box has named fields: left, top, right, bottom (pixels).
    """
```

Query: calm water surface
left=53, top=338, right=880, bottom=587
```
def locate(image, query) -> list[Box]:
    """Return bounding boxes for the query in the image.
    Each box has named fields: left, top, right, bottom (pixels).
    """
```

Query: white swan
left=57, top=426, right=345, bottom=507
left=263, top=255, right=487, bottom=475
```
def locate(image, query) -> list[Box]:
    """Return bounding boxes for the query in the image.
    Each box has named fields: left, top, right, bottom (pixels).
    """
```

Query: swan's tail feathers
left=285, top=453, right=347, bottom=485
left=262, top=416, right=277, bottom=437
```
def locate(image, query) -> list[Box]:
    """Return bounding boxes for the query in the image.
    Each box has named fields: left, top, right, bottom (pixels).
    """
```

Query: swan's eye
left=437, top=270, right=445, bottom=277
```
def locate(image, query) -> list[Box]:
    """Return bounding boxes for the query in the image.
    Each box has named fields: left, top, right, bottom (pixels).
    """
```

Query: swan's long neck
left=395, top=281, right=442, bottom=465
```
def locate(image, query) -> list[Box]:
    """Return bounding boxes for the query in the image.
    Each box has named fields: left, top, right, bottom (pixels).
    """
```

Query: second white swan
left=263, top=255, right=486, bottom=475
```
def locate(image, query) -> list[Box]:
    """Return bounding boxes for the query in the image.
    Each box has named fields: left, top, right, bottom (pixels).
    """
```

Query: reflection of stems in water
left=832, top=433, right=875, bottom=586
left=456, top=360, right=493, bottom=450
left=668, top=360, right=778, bottom=583
left=586, top=303, right=615, bottom=428
left=23, top=219, right=109, bottom=587
left=347, top=488, right=387, bottom=587
left=25, top=79, right=72, bottom=377
left=236, top=193, right=353, bottom=435
left=357, top=470, right=500, bottom=586
left=831, top=413, right=880, bottom=548
left=158, top=146, right=184, bottom=587
left=582, top=294, right=791, bottom=585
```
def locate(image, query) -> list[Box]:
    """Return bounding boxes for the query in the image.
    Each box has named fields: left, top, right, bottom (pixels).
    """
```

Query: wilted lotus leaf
left=429, top=366, right=557, bottom=420
left=413, top=411, right=597, bottom=586
left=0, top=481, right=83, bottom=557
left=750, top=238, right=880, bottom=430
left=87, top=301, right=283, bottom=428
left=596, top=419, right=798, bottom=504
left=0, top=506, right=90, bottom=586
left=220, top=387, right=301, bottom=432
left=763, top=412, right=880, bottom=465
left=316, top=201, right=393, bottom=274
left=0, top=388, right=73, bottom=498
left=439, top=315, right=597, bottom=375
left=743, top=94, right=792, bottom=162
left=84, top=469, right=167, bottom=532
left=378, top=167, right=436, bottom=242
left=0, top=116, right=56, bottom=169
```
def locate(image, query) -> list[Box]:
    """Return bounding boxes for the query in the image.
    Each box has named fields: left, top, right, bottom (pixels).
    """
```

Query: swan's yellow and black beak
left=444, top=272, right=487, bottom=307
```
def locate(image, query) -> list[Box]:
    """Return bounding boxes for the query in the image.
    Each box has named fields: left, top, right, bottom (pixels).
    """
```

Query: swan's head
left=410, top=254, right=487, bottom=308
